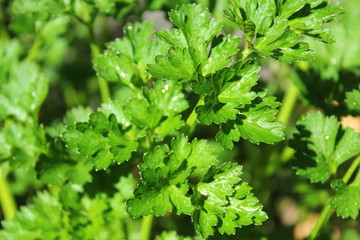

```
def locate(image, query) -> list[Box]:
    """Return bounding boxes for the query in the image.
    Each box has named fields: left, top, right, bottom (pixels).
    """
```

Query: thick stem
left=141, top=215, right=154, bottom=240
left=0, top=168, right=17, bottom=220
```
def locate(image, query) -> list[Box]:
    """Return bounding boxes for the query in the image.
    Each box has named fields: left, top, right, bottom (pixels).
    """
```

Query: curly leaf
left=62, top=112, right=139, bottom=170
left=192, top=163, right=267, bottom=238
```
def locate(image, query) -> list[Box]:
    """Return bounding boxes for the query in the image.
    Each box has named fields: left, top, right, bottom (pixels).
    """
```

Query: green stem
left=309, top=155, right=360, bottom=239
left=277, top=82, right=299, bottom=125
left=87, top=22, right=111, bottom=103
left=308, top=201, right=333, bottom=240
left=241, top=44, right=253, bottom=60
left=141, top=215, right=154, bottom=240
left=0, top=4, right=9, bottom=40
left=0, top=167, right=17, bottom=220
left=343, top=155, right=360, bottom=184
left=184, top=97, right=204, bottom=135
left=213, top=0, right=227, bottom=19
left=26, top=37, right=42, bottom=62
left=264, top=83, right=299, bottom=177
left=279, top=146, right=295, bottom=163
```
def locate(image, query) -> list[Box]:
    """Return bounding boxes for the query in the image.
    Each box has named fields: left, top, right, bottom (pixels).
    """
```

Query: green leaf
left=290, top=112, right=360, bottom=183
left=0, top=192, right=71, bottom=240
left=155, top=231, right=193, bottom=240
left=11, top=0, right=64, bottom=15
left=285, top=1, right=344, bottom=43
left=46, top=106, right=93, bottom=138
left=225, top=0, right=275, bottom=36
left=0, top=133, right=11, bottom=160
left=36, top=138, right=93, bottom=186
left=93, top=50, right=138, bottom=86
left=0, top=62, right=48, bottom=122
left=154, top=115, right=184, bottom=142
left=196, top=100, right=239, bottom=125
left=127, top=144, right=194, bottom=217
left=188, top=138, right=218, bottom=175
left=216, top=96, right=285, bottom=148
left=144, top=80, right=189, bottom=116
left=94, top=22, right=168, bottom=87
left=62, top=112, right=139, bottom=170
left=226, top=0, right=343, bottom=62
left=127, top=135, right=218, bottom=218
left=92, top=0, right=134, bottom=14
left=202, top=34, right=240, bottom=76
left=0, top=39, right=23, bottom=84
left=148, top=47, right=196, bottom=81
left=307, top=0, right=360, bottom=81
left=0, top=123, right=46, bottom=169
left=194, top=59, right=260, bottom=125
left=330, top=178, right=360, bottom=219
left=192, top=163, right=267, bottom=238
left=123, top=98, right=162, bottom=129
left=108, top=21, right=168, bottom=65
left=148, top=4, right=240, bottom=81
left=0, top=189, right=137, bottom=240
left=346, top=86, right=360, bottom=112
left=110, top=173, right=137, bottom=219
left=253, top=18, right=314, bottom=62
left=98, top=100, right=131, bottom=127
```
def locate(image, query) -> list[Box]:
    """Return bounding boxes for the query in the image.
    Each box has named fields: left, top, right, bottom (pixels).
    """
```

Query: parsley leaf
left=127, top=135, right=218, bottom=218
left=346, top=86, right=360, bottom=112
left=193, top=59, right=259, bottom=125
left=290, top=112, right=360, bottom=183
left=155, top=231, right=193, bottom=240
left=147, top=4, right=240, bottom=81
left=192, top=163, right=267, bottom=238
left=190, top=59, right=284, bottom=148
left=216, top=95, right=285, bottom=149
left=128, top=136, right=266, bottom=238
left=330, top=178, right=360, bottom=219
left=0, top=62, right=48, bottom=122
left=0, top=175, right=139, bottom=240
left=226, top=0, right=343, bottom=62
left=0, top=192, right=72, bottom=240
left=36, top=138, right=93, bottom=186
left=62, top=112, right=139, bottom=170
left=144, top=80, right=189, bottom=117
left=0, top=123, right=46, bottom=169
left=94, top=22, right=168, bottom=88
left=127, top=144, right=194, bottom=217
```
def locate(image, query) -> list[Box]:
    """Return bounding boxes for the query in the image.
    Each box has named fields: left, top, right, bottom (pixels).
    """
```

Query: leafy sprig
left=291, top=112, right=360, bottom=219
left=225, top=0, right=343, bottom=62
left=128, top=136, right=266, bottom=238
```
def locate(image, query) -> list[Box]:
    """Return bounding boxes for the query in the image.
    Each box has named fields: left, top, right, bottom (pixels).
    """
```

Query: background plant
left=0, top=0, right=359, bottom=239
